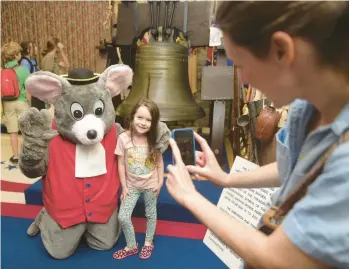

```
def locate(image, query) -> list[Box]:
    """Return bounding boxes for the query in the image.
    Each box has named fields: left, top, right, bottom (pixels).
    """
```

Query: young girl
left=1, top=41, right=30, bottom=164
left=113, top=98, right=164, bottom=260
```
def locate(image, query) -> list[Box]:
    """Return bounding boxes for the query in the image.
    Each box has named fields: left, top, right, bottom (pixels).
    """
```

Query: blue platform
left=1, top=216, right=228, bottom=269
left=24, top=141, right=229, bottom=224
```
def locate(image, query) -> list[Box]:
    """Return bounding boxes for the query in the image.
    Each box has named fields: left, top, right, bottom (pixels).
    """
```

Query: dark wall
left=115, top=2, right=211, bottom=46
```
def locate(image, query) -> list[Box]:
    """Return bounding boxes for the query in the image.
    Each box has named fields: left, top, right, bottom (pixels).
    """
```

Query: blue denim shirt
left=275, top=99, right=349, bottom=268
left=20, top=58, right=39, bottom=73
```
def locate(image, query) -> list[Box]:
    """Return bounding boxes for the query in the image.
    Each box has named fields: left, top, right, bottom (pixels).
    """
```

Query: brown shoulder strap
left=275, top=130, right=349, bottom=219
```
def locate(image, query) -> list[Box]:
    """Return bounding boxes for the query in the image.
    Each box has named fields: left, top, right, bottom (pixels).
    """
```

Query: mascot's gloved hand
left=18, top=107, right=58, bottom=177
left=156, top=121, right=171, bottom=153
left=116, top=122, right=124, bottom=139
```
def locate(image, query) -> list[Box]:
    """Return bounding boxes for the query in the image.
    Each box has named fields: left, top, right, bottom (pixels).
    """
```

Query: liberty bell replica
left=116, top=1, right=205, bottom=122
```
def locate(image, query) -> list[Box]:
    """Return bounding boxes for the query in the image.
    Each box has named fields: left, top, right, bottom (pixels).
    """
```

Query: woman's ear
left=25, top=71, right=71, bottom=104
left=97, top=64, right=133, bottom=97
left=269, top=31, right=295, bottom=65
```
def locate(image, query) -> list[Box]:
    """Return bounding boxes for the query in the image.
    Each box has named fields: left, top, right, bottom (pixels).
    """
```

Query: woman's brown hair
left=20, top=41, right=33, bottom=56
left=42, top=37, right=60, bottom=57
left=128, top=98, right=160, bottom=163
left=216, top=1, right=349, bottom=75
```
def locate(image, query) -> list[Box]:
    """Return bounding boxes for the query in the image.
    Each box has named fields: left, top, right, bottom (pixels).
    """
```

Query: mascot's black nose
left=87, top=130, right=97, bottom=140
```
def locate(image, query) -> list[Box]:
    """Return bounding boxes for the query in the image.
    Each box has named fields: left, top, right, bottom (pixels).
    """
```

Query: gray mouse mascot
left=18, top=64, right=170, bottom=259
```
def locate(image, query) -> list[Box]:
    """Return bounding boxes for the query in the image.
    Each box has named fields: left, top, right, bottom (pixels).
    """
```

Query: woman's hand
left=166, top=138, right=198, bottom=207
left=195, top=150, right=206, bottom=167
left=121, top=187, right=129, bottom=201
left=187, top=132, right=228, bottom=187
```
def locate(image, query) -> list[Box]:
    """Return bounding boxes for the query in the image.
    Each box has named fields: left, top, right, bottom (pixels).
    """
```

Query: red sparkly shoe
left=139, top=244, right=154, bottom=259
left=113, top=244, right=138, bottom=260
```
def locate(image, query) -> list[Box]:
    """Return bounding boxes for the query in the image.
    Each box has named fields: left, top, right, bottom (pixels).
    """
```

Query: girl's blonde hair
left=1, top=41, right=22, bottom=66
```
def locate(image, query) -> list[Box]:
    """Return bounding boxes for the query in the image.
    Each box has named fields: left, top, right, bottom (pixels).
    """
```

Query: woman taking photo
left=166, top=2, right=349, bottom=269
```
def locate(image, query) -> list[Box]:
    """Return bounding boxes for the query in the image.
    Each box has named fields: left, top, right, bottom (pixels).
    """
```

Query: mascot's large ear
left=97, top=64, right=133, bottom=97
left=25, top=71, right=71, bottom=104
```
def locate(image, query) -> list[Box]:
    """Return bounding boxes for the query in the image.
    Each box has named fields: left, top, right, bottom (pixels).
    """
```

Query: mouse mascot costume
left=18, top=65, right=170, bottom=259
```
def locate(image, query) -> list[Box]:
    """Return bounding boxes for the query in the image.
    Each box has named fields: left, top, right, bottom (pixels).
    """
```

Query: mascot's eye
left=93, top=100, right=104, bottom=117
left=70, top=102, right=84, bottom=120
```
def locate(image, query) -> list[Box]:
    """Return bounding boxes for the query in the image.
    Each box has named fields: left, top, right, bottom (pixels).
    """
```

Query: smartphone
left=171, top=128, right=196, bottom=166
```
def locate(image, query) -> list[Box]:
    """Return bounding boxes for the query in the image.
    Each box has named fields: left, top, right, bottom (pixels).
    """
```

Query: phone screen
left=173, top=129, right=195, bottom=166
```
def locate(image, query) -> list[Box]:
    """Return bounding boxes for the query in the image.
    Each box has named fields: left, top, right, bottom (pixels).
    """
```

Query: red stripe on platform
left=1, top=202, right=42, bottom=219
left=132, top=217, right=206, bottom=239
left=0, top=202, right=206, bottom=240
left=0, top=181, right=31, bottom=192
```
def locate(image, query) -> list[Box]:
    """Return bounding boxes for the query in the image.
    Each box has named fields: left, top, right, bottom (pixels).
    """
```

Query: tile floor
left=1, top=133, right=40, bottom=204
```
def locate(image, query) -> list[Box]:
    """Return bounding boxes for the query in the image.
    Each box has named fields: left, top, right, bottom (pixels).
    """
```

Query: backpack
left=18, top=56, right=37, bottom=73
left=1, top=66, right=20, bottom=101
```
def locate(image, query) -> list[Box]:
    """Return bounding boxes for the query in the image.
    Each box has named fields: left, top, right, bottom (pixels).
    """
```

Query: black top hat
left=61, top=68, right=100, bottom=85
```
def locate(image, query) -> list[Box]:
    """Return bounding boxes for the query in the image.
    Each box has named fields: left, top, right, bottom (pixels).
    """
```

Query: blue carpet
left=24, top=139, right=229, bottom=224
left=24, top=177, right=224, bottom=224
left=1, top=216, right=228, bottom=269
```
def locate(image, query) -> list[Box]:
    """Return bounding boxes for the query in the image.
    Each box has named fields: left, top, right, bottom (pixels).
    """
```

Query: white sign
left=209, top=26, right=223, bottom=46
left=203, top=156, right=278, bottom=269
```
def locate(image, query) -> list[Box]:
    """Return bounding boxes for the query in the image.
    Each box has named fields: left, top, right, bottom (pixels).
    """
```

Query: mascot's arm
left=155, top=122, right=171, bottom=153
left=18, top=108, right=58, bottom=178
left=116, top=122, right=125, bottom=140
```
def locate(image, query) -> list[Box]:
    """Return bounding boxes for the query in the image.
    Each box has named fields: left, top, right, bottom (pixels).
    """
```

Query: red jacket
left=43, top=123, right=119, bottom=229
